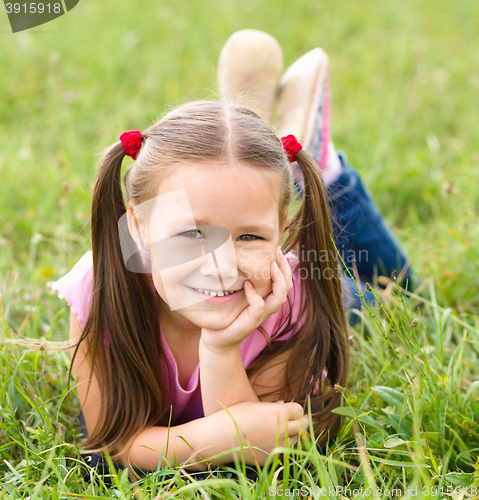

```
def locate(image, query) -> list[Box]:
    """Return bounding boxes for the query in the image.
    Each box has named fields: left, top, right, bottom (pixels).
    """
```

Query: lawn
left=1, top=0, right=479, bottom=497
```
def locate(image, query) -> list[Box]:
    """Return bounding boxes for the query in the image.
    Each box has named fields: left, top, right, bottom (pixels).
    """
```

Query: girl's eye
left=238, top=234, right=260, bottom=242
left=179, top=229, right=203, bottom=239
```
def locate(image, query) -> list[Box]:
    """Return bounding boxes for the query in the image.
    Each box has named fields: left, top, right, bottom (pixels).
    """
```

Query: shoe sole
left=277, top=48, right=329, bottom=148
left=218, top=29, right=283, bottom=124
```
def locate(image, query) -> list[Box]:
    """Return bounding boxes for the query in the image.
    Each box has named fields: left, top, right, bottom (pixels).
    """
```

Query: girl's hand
left=209, top=400, right=310, bottom=466
left=201, top=247, right=293, bottom=353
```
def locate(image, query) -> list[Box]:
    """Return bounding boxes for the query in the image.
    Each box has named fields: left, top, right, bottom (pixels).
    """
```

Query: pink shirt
left=52, top=251, right=306, bottom=426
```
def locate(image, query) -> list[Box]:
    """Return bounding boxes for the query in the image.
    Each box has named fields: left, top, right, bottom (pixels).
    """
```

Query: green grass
left=1, top=0, right=479, bottom=497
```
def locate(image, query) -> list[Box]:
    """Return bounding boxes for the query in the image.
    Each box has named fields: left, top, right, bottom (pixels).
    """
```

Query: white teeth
left=193, top=288, right=236, bottom=297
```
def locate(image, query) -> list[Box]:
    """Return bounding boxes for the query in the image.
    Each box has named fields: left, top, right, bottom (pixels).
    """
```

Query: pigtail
left=248, top=147, right=350, bottom=445
left=68, top=141, right=169, bottom=460
left=284, top=148, right=349, bottom=442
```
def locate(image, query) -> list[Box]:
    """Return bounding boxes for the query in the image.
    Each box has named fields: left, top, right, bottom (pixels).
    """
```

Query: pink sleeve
left=51, top=251, right=94, bottom=327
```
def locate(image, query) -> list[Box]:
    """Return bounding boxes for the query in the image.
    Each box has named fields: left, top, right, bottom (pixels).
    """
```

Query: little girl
left=52, top=31, right=414, bottom=480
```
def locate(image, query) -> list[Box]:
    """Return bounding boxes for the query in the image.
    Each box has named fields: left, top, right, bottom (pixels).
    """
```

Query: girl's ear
left=127, top=201, right=149, bottom=249
left=279, top=207, right=288, bottom=241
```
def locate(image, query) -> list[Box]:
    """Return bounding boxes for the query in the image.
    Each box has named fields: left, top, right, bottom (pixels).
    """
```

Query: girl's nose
left=199, top=239, right=238, bottom=288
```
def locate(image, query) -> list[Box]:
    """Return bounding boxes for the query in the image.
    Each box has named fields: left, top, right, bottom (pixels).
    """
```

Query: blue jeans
left=324, top=152, right=415, bottom=317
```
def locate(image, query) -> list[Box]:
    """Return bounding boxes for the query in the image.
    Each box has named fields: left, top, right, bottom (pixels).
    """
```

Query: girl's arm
left=69, top=310, right=102, bottom=442
left=119, top=399, right=307, bottom=478
left=248, top=348, right=301, bottom=402
left=198, top=339, right=259, bottom=415
left=198, top=342, right=299, bottom=412
left=199, top=341, right=300, bottom=413
left=199, top=249, right=294, bottom=415
left=70, top=311, right=308, bottom=478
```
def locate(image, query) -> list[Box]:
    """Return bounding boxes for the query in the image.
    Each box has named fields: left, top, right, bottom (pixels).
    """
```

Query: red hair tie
left=281, top=135, right=302, bottom=163
left=120, top=130, right=143, bottom=160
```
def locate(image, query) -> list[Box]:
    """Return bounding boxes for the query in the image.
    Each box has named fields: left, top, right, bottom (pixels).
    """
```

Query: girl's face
left=131, top=161, right=287, bottom=332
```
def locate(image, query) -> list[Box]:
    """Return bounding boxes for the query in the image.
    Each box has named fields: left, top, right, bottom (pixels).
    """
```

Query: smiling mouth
left=190, top=287, right=239, bottom=297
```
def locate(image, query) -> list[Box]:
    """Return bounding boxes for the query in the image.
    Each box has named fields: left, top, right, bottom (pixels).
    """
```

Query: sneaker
left=218, top=29, right=283, bottom=124
left=277, top=47, right=331, bottom=166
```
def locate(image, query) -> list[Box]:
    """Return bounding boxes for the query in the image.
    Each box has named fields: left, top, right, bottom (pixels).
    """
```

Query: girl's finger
left=284, top=402, right=304, bottom=421
left=285, top=434, right=299, bottom=447
left=276, top=246, right=293, bottom=292
left=262, top=260, right=287, bottom=314
left=243, top=281, right=265, bottom=318
left=300, top=414, right=311, bottom=431
left=287, top=424, right=310, bottom=447
left=285, top=415, right=310, bottom=437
